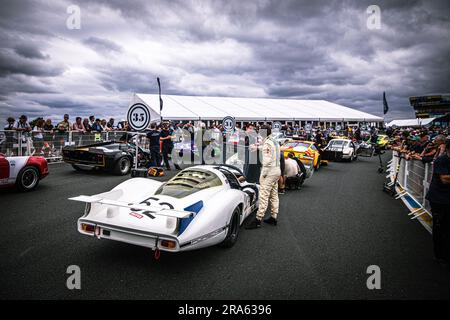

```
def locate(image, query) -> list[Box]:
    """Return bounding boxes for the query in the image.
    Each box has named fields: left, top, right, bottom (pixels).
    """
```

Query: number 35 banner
left=127, top=103, right=151, bottom=132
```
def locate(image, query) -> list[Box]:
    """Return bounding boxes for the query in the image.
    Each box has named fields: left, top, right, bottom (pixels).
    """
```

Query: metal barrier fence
left=0, top=130, right=147, bottom=161
left=387, top=151, right=433, bottom=230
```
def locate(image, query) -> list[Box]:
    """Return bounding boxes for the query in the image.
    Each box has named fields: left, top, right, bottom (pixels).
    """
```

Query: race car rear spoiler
left=68, top=195, right=193, bottom=219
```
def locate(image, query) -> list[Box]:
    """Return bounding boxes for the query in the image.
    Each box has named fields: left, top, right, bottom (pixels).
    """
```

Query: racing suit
left=256, top=135, right=281, bottom=220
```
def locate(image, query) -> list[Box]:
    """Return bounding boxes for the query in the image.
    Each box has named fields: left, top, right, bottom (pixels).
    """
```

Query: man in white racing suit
left=246, top=125, right=281, bottom=229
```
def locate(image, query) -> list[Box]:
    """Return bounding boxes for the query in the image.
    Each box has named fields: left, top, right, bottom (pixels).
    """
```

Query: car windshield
left=283, top=142, right=310, bottom=149
left=329, top=140, right=349, bottom=147
left=155, top=169, right=222, bottom=199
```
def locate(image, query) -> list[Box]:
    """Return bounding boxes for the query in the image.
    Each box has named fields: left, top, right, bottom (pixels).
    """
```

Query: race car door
left=0, top=156, right=10, bottom=182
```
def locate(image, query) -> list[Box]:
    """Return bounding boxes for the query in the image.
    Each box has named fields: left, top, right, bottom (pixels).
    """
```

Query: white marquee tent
left=130, top=93, right=383, bottom=123
left=386, top=118, right=436, bottom=128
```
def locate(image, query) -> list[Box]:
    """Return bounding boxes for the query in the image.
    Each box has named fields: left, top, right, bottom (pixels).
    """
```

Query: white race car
left=324, top=139, right=359, bottom=161
left=69, top=165, right=259, bottom=253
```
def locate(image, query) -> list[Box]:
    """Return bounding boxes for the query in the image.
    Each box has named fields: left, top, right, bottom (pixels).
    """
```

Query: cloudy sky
left=0, top=0, right=449, bottom=123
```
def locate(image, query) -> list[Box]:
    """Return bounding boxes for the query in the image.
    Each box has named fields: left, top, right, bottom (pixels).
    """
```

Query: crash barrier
left=386, top=151, right=433, bottom=233
left=0, top=130, right=149, bottom=162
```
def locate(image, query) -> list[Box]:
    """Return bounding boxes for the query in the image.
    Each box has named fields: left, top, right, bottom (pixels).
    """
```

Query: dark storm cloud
left=95, top=64, right=186, bottom=96
left=0, top=75, right=58, bottom=97
left=0, top=49, right=64, bottom=77
left=0, top=0, right=449, bottom=122
left=0, top=0, right=58, bottom=37
left=14, top=45, right=49, bottom=60
left=83, top=37, right=123, bottom=54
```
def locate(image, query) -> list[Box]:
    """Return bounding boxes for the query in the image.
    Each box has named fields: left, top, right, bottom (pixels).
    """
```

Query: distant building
left=409, top=94, right=450, bottom=118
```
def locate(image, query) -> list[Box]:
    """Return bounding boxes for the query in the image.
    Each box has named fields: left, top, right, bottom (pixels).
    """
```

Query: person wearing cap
left=146, top=122, right=162, bottom=167
left=14, top=115, right=32, bottom=145
left=91, top=118, right=103, bottom=132
left=14, top=115, right=31, bottom=133
left=160, top=121, right=181, bottom=170
left=246, top=124, right=281, bottom=229
left=426, top=138, right=450, bottom=264
left=4, top=117, right=15, bottom=130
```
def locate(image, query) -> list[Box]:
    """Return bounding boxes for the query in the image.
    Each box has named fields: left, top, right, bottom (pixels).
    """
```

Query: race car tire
left=16, top=166, right=40, bottom=192
left=219, top=207, right=241, bottom=248
left=114, top=156, right=131, bottom=175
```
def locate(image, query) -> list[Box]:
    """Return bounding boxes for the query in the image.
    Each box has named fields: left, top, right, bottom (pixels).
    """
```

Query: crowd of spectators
left=4, top=114, right=128, bottom=135
left=1, top=114, right=129, bottom=156
left=389, top=126, right=449, bottom=163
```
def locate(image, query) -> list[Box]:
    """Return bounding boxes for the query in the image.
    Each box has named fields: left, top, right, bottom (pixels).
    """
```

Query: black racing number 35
left=133, top=113, right=145, bottom=122
left=222, top=304, right=271, bottom=315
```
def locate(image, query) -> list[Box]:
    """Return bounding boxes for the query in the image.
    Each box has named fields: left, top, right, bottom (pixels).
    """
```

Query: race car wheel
left=114, top=157, right=131, bottom=175
left=219, top=207, right=241, bottom=248
left=17, top=166, right=39, bottom=192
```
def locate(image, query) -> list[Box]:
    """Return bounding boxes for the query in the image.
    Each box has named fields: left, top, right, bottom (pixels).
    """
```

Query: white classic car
left=324, top=139, right=359, bottom=161
left=69, top=165, right=259, bottom=253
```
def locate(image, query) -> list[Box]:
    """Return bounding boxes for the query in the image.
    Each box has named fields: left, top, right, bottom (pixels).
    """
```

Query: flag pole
left=382, top=91, right=389, bottom=129
left=157, top=77, right=163, bottom=123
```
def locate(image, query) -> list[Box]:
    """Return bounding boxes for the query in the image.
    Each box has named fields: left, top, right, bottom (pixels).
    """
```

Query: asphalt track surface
left=1, top=153, right=449, bottom=299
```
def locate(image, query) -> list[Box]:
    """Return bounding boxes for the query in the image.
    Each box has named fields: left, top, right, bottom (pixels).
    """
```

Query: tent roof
left=131, top=94, right=383, bottom=122
left=386, top=118, right=436, bottom=127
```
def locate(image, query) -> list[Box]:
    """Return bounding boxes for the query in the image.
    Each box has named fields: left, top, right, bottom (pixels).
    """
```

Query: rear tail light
left=80, top=223, right=95, bottom=233
left=160, top=240, right=177, bottom=249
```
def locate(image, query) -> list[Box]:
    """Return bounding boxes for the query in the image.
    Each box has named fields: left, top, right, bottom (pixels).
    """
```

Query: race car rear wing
left=68, top=195, right=193, bottom=219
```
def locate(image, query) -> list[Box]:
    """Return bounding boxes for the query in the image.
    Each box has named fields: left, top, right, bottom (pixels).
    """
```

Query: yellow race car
left=282, top=140, right=327, bottom=170
left=328, top=132, right=349, bottom=141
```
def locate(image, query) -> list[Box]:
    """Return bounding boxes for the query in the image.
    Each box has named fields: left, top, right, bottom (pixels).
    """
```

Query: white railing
left=0, top=130, right=147, bottom=162
left=386, top=151, right=433, bottom=232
